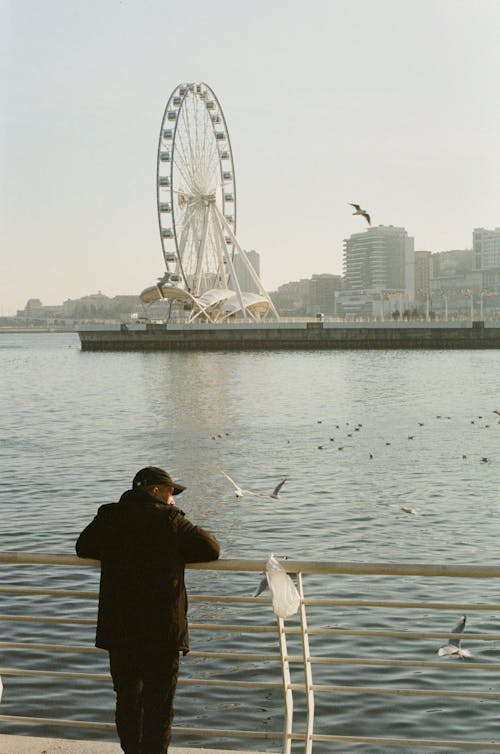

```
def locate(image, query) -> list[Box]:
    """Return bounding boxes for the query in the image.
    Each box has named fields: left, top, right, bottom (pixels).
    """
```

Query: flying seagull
left=438, top=615, right=472, bottom=660
left=349, top=203, right=371, bottom=225
left=221, top=470, right=258, bottom=498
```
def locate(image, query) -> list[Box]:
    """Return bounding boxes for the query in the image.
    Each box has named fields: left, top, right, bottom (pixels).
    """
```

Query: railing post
left=297, top=572, right=314, bottom=754
left=277, top=615, right=293, bottom=754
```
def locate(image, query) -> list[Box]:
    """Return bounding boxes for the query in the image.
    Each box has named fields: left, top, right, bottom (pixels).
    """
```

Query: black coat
left=75, top=489, right=220, bottom=653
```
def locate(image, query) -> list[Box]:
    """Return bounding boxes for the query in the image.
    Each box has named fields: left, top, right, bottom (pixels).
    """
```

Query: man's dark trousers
left=109, top=646, right=180, bottom=754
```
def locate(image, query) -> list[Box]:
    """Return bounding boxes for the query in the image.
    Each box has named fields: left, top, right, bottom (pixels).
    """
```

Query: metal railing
left=2, top=554, right=500, bottom=752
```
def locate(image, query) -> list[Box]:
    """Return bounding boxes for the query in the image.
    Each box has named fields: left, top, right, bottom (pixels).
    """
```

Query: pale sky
left=2, top=0, right=499, bottom=315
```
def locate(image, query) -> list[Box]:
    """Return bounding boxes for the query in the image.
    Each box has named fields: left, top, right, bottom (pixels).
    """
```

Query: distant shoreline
left=0, top=327, right=78, bottom=334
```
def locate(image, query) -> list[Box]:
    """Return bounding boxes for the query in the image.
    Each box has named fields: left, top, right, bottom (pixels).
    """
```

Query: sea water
left=1, top=333, right=500, bottom=751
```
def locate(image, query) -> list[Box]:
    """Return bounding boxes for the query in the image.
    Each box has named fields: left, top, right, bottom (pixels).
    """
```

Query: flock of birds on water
left=216, top=409, right=499, bottom=508
left=215, top=409, right=499, bottom=661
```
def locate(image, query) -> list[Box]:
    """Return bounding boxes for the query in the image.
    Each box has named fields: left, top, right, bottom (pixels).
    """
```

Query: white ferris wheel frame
left=155, top=81, right=278, bottom=322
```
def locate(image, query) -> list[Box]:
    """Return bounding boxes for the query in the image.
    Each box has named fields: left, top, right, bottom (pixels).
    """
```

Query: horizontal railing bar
left=0, top=614, right=95, bottom=625
left=4, top=552, right=500, bottom=578
left=0, top=642, right=280, bottom=659
left=2, top=586, right=500, bottom=613
left=0, top=716, right=283, bottom=740
left=4, top=666, right=498, bottom=699
left=2, top=609, right=499, bottom=633
left=310, top=732, right=500, bottom=750
left=0, top=587, right=99, bottom=598
left=189, top=622, right=277, bottom=633
left=191, top=624, right=500, bottom=641
left=4, top=654, right=500, bottom=675
left=0, top=668, right=110, bottom=681
left=303, top=627, right=500, bottom=641
left=308, top=656, right=500, bottom=671
left=188, top=650, right=280, bottom=661
left=0, top=715, right=114, bottom=730
left=305, top=684, right=500, bottom=700
left=303, top=598, right=500, bottom=610
left=170, top=726, right=283, bottom=741
left=0, top=667, right=281, bottom=689
left=5, top=668, right=500, bottom=700
left=0, top=642, right=104, bottom=653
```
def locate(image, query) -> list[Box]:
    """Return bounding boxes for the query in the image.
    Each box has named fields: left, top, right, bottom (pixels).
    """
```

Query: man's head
left=132, top=466, right=185, bottom=504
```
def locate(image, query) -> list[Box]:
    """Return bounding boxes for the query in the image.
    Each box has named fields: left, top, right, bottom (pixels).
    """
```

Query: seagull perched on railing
left=438, top=615, right=472, bottom=660
left=349, top=203, right=371, bottom=225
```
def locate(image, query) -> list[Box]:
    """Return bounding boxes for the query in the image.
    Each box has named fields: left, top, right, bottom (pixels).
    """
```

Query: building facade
left=473, top=228, right=500, bottom=290
left=341, top=225, right=415, bottom=318
left=232, top=249, right=260, bottom=294
left=307, top=274, right=342, bottom=315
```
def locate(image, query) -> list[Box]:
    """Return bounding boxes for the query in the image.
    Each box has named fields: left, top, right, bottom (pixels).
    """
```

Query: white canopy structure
left=140, top=81, right=279, bottom=323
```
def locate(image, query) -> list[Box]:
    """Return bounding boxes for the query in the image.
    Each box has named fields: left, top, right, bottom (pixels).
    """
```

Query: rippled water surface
left=1, top=333, right=500, bottom=751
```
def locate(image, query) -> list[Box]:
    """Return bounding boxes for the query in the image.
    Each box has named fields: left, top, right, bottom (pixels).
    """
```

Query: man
left=76, top=466, right=220, bottom=754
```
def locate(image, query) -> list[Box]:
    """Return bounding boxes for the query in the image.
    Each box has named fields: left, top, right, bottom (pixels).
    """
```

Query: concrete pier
left=78, top=320, right=500, bottom=351
left=0, top=735, right=271, bottom=754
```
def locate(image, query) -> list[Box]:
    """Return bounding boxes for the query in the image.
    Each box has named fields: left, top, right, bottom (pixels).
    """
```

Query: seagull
left=270, top=480, right=287, bottom=499
left=253, top=555, right=296, bottom=597
left=400, top=506, right=417, bottom=515
left=221, top=470, right=258, bottom=498
left=349, top=203, right=371, bottom=224
left=438, top=615, right=472, bottom=660
left=493, top=410, right=500, bottom=416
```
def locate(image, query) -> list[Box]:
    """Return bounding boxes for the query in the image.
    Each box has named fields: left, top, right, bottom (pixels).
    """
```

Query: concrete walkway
left=0, top=735, right=272, bottom=754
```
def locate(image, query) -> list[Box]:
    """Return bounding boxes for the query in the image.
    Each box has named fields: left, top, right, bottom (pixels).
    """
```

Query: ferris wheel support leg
left=211, top=206, right=249, bottom=321
left=214, top=206, right=280, bottom=320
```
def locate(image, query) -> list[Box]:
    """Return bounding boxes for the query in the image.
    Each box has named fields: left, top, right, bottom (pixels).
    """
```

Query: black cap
left=132, top=466, right=186, bottom=495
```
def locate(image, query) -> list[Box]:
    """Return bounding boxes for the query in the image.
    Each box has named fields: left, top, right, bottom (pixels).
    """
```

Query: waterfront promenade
left=0, top=735, right=268, bottom=754
left=3, top=554, right=500, bottom=752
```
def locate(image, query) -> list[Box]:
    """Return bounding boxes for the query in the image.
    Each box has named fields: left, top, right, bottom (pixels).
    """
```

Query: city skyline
left=2, top=0, right=500, bottom=315
left=11, top=227, right=495, bottom=317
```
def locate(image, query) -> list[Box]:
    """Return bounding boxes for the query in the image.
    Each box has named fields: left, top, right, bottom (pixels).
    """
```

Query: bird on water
left=438, top=615, right=472, bottom=660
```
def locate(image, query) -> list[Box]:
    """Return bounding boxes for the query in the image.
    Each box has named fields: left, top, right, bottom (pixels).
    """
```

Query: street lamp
left=417, top=289, right=430, bottom=321
left=436, top=289, right=449, bottom=321
left=462, top=290, right=473, bottom=321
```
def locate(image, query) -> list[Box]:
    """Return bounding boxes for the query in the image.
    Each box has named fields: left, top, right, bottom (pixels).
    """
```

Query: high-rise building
left=473, top=228, right=500, bottom=289
left=414, top=251, right=433, bottom=302
left=307, top=274, right=342, bottom=315
left=232, top=249, right=260, bottom=293
left=343, top=225, right=414, bottom=296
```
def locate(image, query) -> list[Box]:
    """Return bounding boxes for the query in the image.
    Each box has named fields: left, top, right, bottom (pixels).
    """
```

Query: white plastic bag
left=265, top=553, right=300, bottom=618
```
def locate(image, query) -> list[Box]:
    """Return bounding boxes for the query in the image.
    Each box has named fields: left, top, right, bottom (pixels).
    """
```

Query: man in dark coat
left=76, top=466, right=220, bottom=754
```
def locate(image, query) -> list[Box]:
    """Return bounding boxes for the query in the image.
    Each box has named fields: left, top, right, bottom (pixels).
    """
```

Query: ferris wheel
left=145, top=81, right=278, bottom=322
